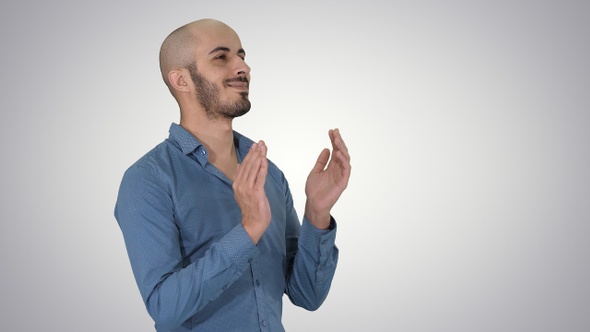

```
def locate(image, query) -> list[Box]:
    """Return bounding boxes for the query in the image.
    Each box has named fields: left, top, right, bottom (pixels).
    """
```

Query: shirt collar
left=169, top=123, right=202, bottom=155
left=168, top=123, right=255, bottom=158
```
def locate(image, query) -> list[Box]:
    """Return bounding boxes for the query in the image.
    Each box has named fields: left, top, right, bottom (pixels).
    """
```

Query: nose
left=235, top=57, right=251, bottom=76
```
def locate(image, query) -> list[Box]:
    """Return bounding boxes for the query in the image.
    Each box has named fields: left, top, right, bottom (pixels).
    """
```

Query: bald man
left=115, top=19, right=351, bottom=332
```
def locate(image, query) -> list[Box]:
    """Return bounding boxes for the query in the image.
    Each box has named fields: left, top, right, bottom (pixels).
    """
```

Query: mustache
left=225, top=76, right=249, bottom=84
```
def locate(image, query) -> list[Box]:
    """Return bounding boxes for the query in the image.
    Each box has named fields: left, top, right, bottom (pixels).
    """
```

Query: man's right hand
left=233, top=141, right=271, bottom=244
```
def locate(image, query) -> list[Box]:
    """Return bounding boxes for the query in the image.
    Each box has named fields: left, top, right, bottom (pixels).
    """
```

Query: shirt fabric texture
left=114, top=123, right=339, bottom=331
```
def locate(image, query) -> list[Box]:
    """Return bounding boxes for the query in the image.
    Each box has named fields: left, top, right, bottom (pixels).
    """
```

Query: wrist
left=241, top=218, right=267, bottom=244
left=304, top=202, right=331, bottom=230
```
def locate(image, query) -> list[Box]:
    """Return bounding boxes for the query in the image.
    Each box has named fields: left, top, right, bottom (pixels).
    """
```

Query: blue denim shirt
left=115, top=124, right=338, bottom=331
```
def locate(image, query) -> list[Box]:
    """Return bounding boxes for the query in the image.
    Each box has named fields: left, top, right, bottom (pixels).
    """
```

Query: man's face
left=188, top=63, right=251, bottom=119
left=190, top=25, right=252, bottom=119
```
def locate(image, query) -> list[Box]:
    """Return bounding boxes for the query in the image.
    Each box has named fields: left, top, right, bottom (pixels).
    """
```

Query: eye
left=214, top=54, right=226, bottom=60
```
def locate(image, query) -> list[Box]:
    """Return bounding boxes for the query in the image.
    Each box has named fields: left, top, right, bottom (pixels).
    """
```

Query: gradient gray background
left=1, top=1, right=589, bottom=331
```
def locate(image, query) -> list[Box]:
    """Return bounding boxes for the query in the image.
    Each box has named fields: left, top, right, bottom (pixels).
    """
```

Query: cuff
left=219, top=224, right=260, bottom=266
left=299, top=216, right=337, bottom=252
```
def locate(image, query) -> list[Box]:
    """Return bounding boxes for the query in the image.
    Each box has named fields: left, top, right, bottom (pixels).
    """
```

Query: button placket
left=251, top=262, right=270, bottom=331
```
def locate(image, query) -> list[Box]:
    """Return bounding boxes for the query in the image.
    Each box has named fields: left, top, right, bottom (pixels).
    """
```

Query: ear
left=168, top=69, right=192, bottom=93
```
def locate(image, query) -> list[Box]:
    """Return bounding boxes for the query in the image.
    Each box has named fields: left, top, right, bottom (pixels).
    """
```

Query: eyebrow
left=208, top=46, right=246, bottom=56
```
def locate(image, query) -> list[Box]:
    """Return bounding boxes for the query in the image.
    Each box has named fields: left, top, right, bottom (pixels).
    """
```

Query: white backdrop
left=1, top=1, right=589, bottom=331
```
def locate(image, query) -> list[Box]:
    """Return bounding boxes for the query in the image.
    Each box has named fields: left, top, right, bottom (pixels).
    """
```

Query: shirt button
left=255, top=279, right=261, bottom=287
left=200, top=150, right=206, bottom=155
left=261, top=320, right=267, bottom=327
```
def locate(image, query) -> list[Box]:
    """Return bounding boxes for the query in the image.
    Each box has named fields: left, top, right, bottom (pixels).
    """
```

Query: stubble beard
left=187, top=64, right=251, bottom=120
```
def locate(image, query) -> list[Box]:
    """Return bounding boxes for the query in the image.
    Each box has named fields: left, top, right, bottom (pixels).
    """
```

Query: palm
left=305, top=149, right=348, bottom=211
left=304, top=129, right=351, bottom=223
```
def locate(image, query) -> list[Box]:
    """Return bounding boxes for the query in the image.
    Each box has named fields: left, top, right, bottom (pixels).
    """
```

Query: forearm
left=131, top=224, right=258, bottom=330
left=304, top=199, right=332, bottom=230
left=285, top=217, right=339, bottom=311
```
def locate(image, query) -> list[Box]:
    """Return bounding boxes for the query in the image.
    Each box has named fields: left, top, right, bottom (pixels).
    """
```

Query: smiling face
left=188, top=21, right=252, bottom=119
left=187, top=62, right=251, bottom=119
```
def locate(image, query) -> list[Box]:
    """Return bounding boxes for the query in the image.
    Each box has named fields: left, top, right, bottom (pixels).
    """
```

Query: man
left=115, top=18, right=351, bottom=331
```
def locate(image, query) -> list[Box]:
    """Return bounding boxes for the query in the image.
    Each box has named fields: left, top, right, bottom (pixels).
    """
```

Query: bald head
left=159, top=19, right=237, bottom=90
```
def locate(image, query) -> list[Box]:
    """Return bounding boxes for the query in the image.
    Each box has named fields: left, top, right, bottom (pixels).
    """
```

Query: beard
left=187, top=63, right=251, bottom=119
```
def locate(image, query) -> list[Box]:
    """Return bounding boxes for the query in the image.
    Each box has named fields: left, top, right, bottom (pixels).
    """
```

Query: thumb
left=312, top=148, right=330, bottom=173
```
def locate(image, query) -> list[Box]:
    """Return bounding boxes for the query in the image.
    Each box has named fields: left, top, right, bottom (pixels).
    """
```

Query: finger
left=330, top=128, right=350, bottom=162
left=239, top=142, right=258, bottom=168
left=312, top=148, right=330, bottom=173
left=254, top=152, right=268, bottom=190
left=243, top=141, right=268, bottom=185
left=334, top=149, right=352, bottom=178
left=253, top=140, right=268, bottom=186
left=236, top=143, right=261, bottom=185
left=258, top=140, right=267, bottom=158
left=235, top=143, right=255, bottom=179
left=331, top=128, right=349, bottom=154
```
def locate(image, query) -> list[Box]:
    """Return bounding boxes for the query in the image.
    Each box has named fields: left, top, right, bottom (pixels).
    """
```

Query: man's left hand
left=304, top=128, right=351, bottom=229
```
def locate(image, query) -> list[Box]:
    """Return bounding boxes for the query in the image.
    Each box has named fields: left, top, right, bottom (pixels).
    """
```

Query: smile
left=225, top=77, right=249, bottom=91
left=226, top=81, right=249, bottom=90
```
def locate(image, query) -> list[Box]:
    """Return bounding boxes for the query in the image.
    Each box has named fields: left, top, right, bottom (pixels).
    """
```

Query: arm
left=114, top=141, right=270, bottom=330
left=285, top=129, right=351, bottom=309
left=114, top=164, right=259, bottom=330
left=285, top=214, right=339, bottom=311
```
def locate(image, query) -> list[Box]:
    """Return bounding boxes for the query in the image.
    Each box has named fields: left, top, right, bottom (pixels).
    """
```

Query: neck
left=179, top=109, right=238, bottom=180
left=181, top=114, right=235, bottom=156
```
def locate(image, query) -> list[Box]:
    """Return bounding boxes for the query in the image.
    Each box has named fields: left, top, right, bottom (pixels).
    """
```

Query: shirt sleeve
left=283, top=195, right=339, bottom=311
left=114, top=163, right=259, bottom=330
